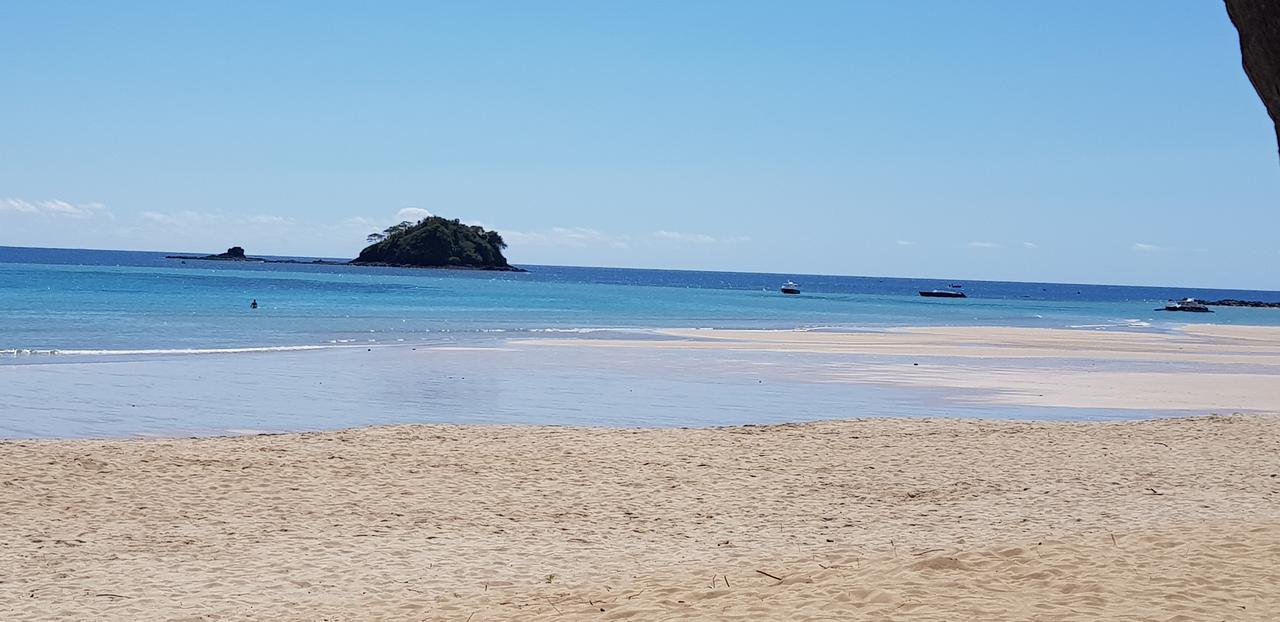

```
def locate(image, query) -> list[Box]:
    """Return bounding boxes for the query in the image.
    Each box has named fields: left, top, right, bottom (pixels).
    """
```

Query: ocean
left=2, top=245, right=1278, bottom=438
left=3, top=245, right=1280, bottom=354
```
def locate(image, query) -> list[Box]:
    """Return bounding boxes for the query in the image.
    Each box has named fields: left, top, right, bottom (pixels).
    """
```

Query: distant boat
left=920, top=290, right=966, bottom=298
left=1158, top=298, right=1212, bottom=313
left=780, top=281, right=801, bottom=295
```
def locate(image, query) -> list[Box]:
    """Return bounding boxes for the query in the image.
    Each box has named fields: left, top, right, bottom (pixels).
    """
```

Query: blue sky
left=2, top=2, right=1277, bottom=288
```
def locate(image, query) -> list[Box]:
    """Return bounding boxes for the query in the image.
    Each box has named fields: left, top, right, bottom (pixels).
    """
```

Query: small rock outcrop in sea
left=351, top=216, right=525, bottom=271
left=166, top=246, right=261, bottom=262
left=1225, top=0, right=1280, bottom=160
left=1201, top=298, right=1280, bottom=308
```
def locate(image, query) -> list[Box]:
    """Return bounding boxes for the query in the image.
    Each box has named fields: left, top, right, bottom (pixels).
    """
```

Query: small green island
left=165, top=216, right=525, bottom=271
left=352, top=216, right=522, bottom=271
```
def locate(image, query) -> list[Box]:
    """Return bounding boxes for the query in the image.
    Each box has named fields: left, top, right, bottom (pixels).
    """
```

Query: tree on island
left=352, top=216, right=517, bottom=270
left=365, top=222, right=414, bottom=244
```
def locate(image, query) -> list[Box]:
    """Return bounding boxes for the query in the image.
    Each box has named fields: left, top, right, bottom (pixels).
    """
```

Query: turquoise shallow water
left=3, top=245, right=1280, bottom=355
left=2, top=246, right=1277, bottom=438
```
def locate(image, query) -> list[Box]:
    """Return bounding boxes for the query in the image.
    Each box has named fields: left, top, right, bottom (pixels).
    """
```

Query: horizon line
left=2, top=243, right=1279, bottom=295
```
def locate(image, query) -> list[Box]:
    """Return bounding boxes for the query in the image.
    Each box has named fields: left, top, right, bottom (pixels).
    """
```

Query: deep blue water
left=3, top=245, right=1280, bottom=354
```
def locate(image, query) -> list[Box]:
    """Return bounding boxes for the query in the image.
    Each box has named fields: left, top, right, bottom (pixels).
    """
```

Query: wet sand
left=3, top=415, right=1278, bottom=620
left=519, top=324, right=1280, bottom=412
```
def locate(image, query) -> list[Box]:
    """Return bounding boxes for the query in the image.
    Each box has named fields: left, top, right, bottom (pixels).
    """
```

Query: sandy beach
left=5, top=325, right=1280, bottom=620
left=4, top=413, right=1279, bottom=620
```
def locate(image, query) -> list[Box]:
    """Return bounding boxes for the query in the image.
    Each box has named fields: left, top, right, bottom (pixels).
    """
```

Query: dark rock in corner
left=1225, top=0, right=1280, bottom=160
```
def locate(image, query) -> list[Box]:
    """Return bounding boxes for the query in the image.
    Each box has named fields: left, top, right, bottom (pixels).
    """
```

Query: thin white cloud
left=652, top=230, right=751, bottom=244
left=0, top=199, right=38, bottom=214
left=501, top=227, right=754, bottom=251
left=505, top=227, right=630, bottom=249
left=968, top=241, right=1001, bottom=248
left=1132, top=242, right=1161, bottom=252
left=1, top=198, right=110, bottom=219
left=140, top=211, right=226, bottom=227
left=895, top=240, right=916, bottom=246
left=140, top=211, right=297, bottom=229
left=395, top=207, right=432, bottom=222
left=1022, top=241, right=1038, bottom=249
left=247, top=215, right=295, bottom=226
left=140, top=211, right=178, bottom=226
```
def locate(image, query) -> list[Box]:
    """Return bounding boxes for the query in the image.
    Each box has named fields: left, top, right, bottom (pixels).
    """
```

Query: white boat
left=1158, top=298, right=1212, bottom=313
left=780, top=281, right=800, bottom=295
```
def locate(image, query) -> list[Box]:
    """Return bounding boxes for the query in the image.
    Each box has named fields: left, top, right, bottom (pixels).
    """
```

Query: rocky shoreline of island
left=1201, top=298, right=1280, bottom=309
left=165, top=247, right=527, bottom=272
left=166, top=216, right=527, bottom=272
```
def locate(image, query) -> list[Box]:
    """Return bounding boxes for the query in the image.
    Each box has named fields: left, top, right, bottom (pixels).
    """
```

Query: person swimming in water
left=250, top=299, right=258, bottom=309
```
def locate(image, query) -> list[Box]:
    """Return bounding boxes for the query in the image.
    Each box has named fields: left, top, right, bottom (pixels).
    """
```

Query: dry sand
left=4, top=415, right=1279, bottom=621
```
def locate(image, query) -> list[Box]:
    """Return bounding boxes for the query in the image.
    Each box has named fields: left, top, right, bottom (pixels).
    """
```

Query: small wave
left=1, top=345, right=335, bottom=357
left=0, top=349, right=65, bottom=356
left=528, top=328, right=614, bottom=334
left=1067, top=318, right=1153, bottom=330
left=793, top=325, right=887, bottom=333
left=226, top=428, right=280, bottom=436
